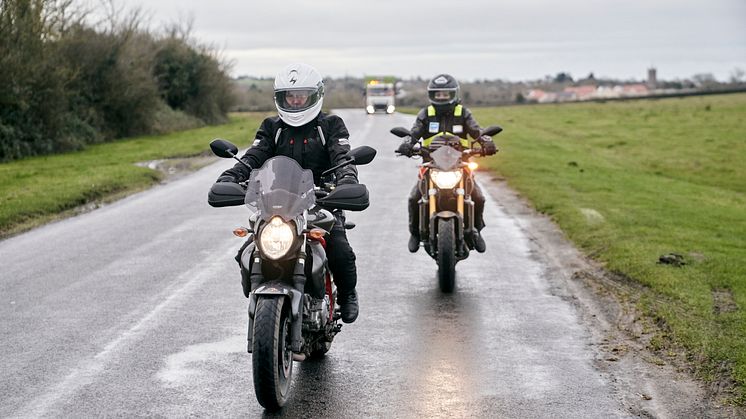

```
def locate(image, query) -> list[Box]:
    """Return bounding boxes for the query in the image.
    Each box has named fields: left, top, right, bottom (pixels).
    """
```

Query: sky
left=105, top=0, right=745, bottom=82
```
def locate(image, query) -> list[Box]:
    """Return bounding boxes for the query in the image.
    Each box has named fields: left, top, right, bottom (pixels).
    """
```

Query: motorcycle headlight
left=430, top=170, right=462, bottom=189
left=258, top=216, right=296, bottom=260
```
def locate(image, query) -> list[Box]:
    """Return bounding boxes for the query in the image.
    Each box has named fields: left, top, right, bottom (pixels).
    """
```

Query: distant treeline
left=0, top=0, right=235, bottom=162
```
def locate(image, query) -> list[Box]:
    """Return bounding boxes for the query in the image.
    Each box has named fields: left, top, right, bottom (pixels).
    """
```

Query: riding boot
left=337, top=289, right=359, bottom=323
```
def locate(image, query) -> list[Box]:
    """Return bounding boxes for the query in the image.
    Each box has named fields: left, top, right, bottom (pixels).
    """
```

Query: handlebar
left=395, top=146, right=485, bottom=158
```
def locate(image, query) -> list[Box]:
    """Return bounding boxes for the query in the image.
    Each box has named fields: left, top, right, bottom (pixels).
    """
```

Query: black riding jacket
left=219, top=112, right=358, bottom=185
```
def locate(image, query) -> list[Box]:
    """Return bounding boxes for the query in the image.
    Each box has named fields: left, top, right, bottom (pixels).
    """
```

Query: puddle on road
left=156, top=334, right=246, bottom=387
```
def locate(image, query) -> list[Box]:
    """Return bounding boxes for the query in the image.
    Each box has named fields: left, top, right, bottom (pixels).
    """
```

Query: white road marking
left=13, top=243, right=236, bottom=418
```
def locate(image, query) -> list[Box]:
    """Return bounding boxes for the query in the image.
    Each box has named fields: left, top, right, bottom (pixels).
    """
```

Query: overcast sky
left=112, top=0, right=745, bottom=82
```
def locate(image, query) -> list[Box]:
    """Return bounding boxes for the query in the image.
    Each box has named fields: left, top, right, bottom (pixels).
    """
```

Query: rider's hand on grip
left=396, top=141, right=414, bottom=157
left=336, top=175, right=358, bottom=186
left=216, top=175, right=238, bottom=183
left=481, top=140, right=497, bottom=156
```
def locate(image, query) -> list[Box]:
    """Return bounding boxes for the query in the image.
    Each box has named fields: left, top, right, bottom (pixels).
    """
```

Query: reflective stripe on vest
left=427, top=104, right=462, bottom=116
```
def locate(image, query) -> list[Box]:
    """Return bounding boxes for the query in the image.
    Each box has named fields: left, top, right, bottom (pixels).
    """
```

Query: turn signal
left=468, top=162, right=479, bottom=171
left=233, top=227, right=250, bottom=237
left=308, top=228, right=326, bottom=240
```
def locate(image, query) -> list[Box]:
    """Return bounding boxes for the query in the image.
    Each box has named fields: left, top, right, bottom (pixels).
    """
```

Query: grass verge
left=0, top=113, right=265, bottom=238
left=471, top=93, right=746, bottom=403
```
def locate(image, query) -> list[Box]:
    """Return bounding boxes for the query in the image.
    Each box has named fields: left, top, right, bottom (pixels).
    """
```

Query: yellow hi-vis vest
left=422, top=104, right=470, bottom=148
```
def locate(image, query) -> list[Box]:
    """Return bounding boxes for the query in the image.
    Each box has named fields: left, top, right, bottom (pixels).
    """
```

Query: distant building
left=647, top=67, right=657, bottom=89
left=623, top=84, right=649, bottom=96
left=563, top=85, right=597, bottom=100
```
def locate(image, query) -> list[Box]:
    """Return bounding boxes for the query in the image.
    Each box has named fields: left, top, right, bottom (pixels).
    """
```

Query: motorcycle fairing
left=245, top=156, right=315, bottom=222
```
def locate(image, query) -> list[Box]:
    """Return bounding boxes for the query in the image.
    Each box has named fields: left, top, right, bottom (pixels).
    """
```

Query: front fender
left=248, top=282, right=303, bottom=320
left=429, top=211, right=465, bottom=245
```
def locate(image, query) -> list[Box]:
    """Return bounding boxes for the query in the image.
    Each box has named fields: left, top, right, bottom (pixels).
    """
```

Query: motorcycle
left=207, top=139, right=376, bottom=410
left=390, top=126, right=502, bottom=292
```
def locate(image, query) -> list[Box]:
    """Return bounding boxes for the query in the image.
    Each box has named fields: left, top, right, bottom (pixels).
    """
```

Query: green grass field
left=0, top=113, right=265, bottom=237
left=471, top=93, right=746, bottom=401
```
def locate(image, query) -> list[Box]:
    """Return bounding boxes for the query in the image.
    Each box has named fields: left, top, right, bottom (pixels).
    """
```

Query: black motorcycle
left=391, top=126, right=501, bottom=292
left=207, top=139, right=375, bottom=410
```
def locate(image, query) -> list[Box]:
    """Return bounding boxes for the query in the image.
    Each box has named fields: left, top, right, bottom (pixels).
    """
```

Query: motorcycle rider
left=216, top=63, right=360, bottom=323
left=396, top=73, right=498, bottom=253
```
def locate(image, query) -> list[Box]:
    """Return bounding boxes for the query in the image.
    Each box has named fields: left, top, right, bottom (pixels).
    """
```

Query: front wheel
left=437, top=218, right=456, bottom=292
left=252, top=296, right=293, bottom=410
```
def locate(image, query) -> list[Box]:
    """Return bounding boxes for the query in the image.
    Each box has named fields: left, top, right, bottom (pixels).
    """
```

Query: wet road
left=0, top=110, right=631, bottom=418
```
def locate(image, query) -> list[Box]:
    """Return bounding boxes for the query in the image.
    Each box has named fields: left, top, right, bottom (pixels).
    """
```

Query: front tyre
left=437, top=218, right=456, bottom=293
left=252, top=296, right=293, bottom=410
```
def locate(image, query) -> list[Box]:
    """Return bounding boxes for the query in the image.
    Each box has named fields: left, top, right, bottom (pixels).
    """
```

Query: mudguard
left=430, top=211, right=465, bottom=245
left=248, top=282, right=303, bottom=321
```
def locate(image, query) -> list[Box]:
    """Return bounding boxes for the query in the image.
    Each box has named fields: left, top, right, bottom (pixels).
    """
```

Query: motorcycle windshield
left=245, top=156, right=316, bottom=221
left=429, top=146, right=463, bottom=171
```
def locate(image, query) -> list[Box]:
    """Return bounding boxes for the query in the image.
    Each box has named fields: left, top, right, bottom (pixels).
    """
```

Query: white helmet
left=273, top=63, right=324, bottom=127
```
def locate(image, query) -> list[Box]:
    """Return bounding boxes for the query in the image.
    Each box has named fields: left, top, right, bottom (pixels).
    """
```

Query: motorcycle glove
left=216, top=175, right=238, bottom=183
left=396, top=141, right=414, bottom=157
left=481, top=140, right=498, bottom=156
left=336, top=175, right=358, bottom=186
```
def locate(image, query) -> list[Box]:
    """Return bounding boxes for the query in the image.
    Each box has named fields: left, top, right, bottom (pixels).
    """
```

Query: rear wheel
left=437, top=218, right=456, bottom=293
left=252, top=296, right=293, bottom=410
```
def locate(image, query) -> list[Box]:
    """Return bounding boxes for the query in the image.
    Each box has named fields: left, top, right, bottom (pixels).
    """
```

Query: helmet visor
left=275, top=88, right=322, bottom=113
left=428, top=88, right=457, bottom=105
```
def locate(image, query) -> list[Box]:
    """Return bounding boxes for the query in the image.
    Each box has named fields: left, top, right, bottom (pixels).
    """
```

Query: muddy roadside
left=478, top=171, right=744, bottom=418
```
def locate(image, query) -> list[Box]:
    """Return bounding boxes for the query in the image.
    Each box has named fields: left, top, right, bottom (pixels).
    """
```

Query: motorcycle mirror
left=320, top=145, right=378, bottom=177
left=390, top=127, right=410, bottom=138
left=346, top=146, right=377, bottom=165
left=210, top=138, right=239, bottom=158
left=481, top=125, right=503, bottom=137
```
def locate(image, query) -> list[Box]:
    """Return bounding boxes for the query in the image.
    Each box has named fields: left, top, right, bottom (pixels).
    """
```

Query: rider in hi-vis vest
left=396, top=73, right=498, bottom=253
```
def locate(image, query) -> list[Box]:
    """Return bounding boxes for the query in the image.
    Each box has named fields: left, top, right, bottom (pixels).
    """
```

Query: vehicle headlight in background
left=386, top=105, right=395, bottom=114
left=430, top=170, right=462, bottom=189
left=259, top=216, right=295, bottom=259
left=366, top=105, right=374, bottom=114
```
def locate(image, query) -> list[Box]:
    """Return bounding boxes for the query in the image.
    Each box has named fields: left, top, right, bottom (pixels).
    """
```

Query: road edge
left=477, top=171, right=744, bottom=418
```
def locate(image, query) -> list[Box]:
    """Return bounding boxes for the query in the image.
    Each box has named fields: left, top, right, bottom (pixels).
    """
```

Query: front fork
left=419, top=172, right=475, bottom=241
left=246, top=241, right=307, bottom=354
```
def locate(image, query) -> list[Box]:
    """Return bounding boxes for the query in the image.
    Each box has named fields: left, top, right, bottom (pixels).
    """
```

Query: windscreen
left=245, top=156, right=316, bottom=220
left=429, top=145, right=463, bottom=171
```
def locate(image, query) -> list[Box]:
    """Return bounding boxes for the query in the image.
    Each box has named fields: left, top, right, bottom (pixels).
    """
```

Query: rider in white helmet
left=217, top=63, right=361, bottom=323
left=273, top=64, right=326, bottom=127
